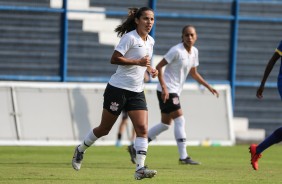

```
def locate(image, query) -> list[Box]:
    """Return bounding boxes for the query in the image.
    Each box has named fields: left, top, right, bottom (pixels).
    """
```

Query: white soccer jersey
left=157, top=43, right=199, bottom=95
left=109, top=30, right=154, bottom=92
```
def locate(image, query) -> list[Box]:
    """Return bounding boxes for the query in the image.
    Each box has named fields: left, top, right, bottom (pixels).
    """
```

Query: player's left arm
left=189, top=67, right=219, bottom=98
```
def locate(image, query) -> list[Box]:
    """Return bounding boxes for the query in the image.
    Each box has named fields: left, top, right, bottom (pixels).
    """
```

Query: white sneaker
left=134, top=166, right=157, bottom=180
left=72, top=145, right=84, bottom=171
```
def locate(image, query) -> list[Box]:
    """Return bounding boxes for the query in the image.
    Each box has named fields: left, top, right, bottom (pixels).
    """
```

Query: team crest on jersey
left=172, top=97, right=180, bottom=105
left=110, top=102, right=119, bottom=111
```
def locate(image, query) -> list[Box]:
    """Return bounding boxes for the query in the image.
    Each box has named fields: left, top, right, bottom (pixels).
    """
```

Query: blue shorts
left=103, top=84, right=147, bottom=116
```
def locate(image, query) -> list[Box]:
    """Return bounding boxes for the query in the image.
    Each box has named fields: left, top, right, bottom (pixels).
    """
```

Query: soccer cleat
left=72, top=145, right=85, bottom=171
left=127, top=144, right=136, bottom=164
left=179, top=157, right=201, bottom=165
left=134, top=166, right=157, bottom=180
left=249, top=144, right=262, bottom=170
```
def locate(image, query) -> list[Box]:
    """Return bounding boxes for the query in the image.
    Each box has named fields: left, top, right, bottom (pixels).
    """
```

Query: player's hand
left=207, top=86, right=219, bottom=98
left=211, top=88, right=219, bottom=98
left=161, top=89, right=169, bottom=103
left=139, top=56, right=151, bottom=67
left=256, top=86, right=264, bottom=99
left=150, top=68, right=158, bottom=78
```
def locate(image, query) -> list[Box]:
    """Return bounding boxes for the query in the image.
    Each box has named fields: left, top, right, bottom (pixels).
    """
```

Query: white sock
left=148, top=122, right=170, bottom=141
left=78, top=130, right=98, bottom=152
left=174, top=116, right=188, bottom=159
left=134, top=137, right=148, bottom=171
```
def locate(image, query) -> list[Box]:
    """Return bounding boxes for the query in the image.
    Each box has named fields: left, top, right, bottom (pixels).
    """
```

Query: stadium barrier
left=0, top=81, right=234, bottom=146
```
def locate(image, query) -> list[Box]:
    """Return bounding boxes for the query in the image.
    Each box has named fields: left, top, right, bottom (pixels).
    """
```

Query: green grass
left=0, top=145, right=282, bottom=183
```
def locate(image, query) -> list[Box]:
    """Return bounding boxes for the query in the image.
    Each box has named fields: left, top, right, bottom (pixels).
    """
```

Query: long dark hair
left=115, top=7, right=154, bottom=37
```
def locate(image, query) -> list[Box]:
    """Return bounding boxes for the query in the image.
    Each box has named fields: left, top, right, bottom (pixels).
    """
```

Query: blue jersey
left=275, top=40, right=282, bottom=99
left=276, top=40, right=282, bottom=78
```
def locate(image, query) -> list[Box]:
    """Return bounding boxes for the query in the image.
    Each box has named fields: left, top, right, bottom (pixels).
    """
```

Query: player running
left=72, top=7, right=158, bottom=180
left=128, top=25, right=219, bottom=165
left=250, top=40, right=282, bottom=170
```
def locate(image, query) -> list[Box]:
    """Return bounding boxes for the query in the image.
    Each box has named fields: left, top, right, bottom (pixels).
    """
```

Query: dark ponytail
left=115, top=7, right=154, bottom=37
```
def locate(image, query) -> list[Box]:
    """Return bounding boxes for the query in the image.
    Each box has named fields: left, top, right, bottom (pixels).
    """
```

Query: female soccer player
left=128, top=25, right=219, bottom=165
left=72, top=7, right=158, bottom=180
left=249, top=40, right=282, bottom=170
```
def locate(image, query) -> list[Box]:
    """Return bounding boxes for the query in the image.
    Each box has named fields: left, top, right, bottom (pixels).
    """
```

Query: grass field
left=1, top=145, right=282, bottom=184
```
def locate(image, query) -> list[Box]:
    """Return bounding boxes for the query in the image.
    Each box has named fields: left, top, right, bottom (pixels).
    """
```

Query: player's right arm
left=156, top=59, right=169, bottom=103
left=257, top=52, right=280, bottom=99
left=111, top=50, right=150, bottom=66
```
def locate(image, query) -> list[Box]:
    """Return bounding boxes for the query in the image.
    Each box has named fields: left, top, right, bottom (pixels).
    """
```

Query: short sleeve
left=115, top=34, right=133, bottom=56
left=275, top=40, right=282, bottom=56
left=193, top=48, right=199, bottom=67
left=164, top=46, right=178, bottom=64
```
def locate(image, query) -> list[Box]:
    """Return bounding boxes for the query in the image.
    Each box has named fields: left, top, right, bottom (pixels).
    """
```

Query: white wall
left=0, top=82, right=234, bottom=146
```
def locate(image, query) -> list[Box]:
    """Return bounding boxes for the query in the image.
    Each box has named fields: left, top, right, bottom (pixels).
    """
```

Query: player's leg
left=147, top=113, right=171, bottom=142
left=72, top=84, right=122, bottom=171
left=127, top=127, right=137, bottom=163
left=249, top=81, right=282, bottom=170
left=127, top=127, right=136, bottom=164
left=257, top=127, right=282, bottom=153
left=116, top=111, right=128, bottom=147
left=164, top=92, right=200, bottom=165
left=72, top=109, right=118, bottom=170
left=130, top=127, right=136, bottom=145
left=128, top=91, right=171, bottom=164
left=129, top=110, right=157, bottom=180
left=171, top=111, right=200, bottom=165
left=147, top=91, right=172, bottom=142
left=250, top=127, right=282, bottom=170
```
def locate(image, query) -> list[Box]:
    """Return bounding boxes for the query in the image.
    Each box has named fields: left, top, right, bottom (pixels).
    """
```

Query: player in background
left=72, top=7, right=158, bottom=180
left=249, top=40, right=282, bottom=170
left=115, top=110, right=135, bottom=147
left=128, top=25, right=219, bottom=165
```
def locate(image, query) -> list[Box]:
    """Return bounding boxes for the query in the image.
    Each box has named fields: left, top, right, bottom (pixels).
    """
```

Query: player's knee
left=95, top=127, right=111, bottom=137
left=135, top=127, right=147, bottom=137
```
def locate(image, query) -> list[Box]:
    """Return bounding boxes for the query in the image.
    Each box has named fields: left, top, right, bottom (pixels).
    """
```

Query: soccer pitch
left=0, top=145, right=282, bottom=184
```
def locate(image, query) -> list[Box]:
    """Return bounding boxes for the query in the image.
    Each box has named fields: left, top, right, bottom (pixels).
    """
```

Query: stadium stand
left=235, top=1, right=282, bottom=137
left=0, top=10, right=61, bottom=76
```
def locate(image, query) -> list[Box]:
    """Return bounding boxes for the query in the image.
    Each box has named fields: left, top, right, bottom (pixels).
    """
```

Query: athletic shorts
left=103, top=84, right=147, bottom=116
left=157, top=90, right=181, bottom=114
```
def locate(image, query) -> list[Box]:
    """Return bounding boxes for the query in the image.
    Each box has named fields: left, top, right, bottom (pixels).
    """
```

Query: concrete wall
left=0, top=82, right=234, bottom=146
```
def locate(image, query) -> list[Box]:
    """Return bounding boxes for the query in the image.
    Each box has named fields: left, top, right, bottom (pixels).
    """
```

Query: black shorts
left=157, top=90, right=181, bottom=114
left=103, top=84, right=147, bottom=116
